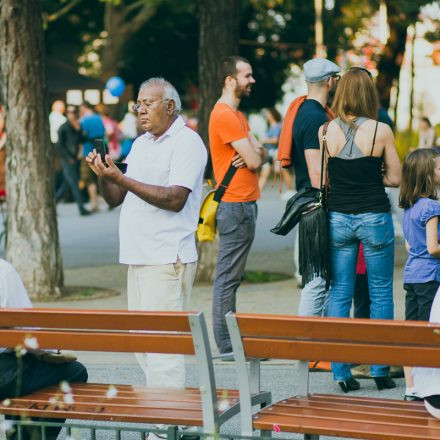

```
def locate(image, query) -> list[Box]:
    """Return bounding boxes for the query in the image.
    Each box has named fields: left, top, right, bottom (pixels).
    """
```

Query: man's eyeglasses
left=348, top=66, right=372, bottom=79
left=132, top=99, right=169, bottom=113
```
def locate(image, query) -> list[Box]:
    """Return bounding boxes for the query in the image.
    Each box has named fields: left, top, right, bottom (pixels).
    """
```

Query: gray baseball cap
left=304, top=58, right=341, bottom=83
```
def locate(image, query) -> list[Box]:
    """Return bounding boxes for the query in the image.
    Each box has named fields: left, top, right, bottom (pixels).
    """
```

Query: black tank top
left=327, top=117, right=390, bottom=214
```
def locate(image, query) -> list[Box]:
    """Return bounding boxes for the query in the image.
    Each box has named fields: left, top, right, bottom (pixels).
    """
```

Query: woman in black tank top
left=318, top=67, right=401, bottom=393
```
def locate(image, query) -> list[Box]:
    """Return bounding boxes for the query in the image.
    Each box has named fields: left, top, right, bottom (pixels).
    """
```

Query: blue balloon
left=105, top=76, right=125, bottom=97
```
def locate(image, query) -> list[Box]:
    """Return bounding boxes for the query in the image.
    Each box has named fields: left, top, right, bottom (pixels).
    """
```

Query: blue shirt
left=263, top=122, right=281, bottom=151
left=292, top=99, right=328, bottom=191
left=403, top=197, right=440, bottom=283
left=80, top=113, right=105, bottom=156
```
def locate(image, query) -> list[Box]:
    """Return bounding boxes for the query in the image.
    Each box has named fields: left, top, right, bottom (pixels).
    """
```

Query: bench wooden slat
left=35, top=384, right=240, bottom=401
left=309, top=394, right=427, bottom=414
left=236, top=314, right=440, bottom=346
left=0, top=309, right=192, bottom=332
left=241, top=337, right=440, bottom=367
left=271, top=397, right=433, bottom=425
left=253, top=396, right=440, bottom=440
left=0, top=331, right=195, bottom=354
left=0, top=400, right=204, bottom=426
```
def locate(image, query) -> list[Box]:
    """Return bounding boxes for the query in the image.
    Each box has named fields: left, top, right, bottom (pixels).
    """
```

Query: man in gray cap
left=279, top=58, right=340, bottom=345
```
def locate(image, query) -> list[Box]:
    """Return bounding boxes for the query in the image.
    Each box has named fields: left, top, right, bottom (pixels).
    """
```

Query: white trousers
left=127, top=260, right=197, bottom=388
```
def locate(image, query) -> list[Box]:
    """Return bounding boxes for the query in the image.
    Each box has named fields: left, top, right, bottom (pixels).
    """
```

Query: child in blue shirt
left=399, top=148, right=440, bottom=401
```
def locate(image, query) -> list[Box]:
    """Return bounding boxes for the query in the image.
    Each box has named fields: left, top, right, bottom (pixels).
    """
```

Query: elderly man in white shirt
left=86, top=78, right=207, bottom=393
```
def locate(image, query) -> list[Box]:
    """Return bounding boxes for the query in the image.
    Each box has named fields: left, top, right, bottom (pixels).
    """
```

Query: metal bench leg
left=261, top=429, right=272, bottom=438
left=166, top=426, right=178, bottom=440
left=304, top=434, right=319, bottom=440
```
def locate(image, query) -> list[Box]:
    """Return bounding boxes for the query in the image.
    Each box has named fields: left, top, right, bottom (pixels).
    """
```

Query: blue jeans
left=213, top=201, right=257, bottom=353
left=328, top=211, right=394, bottom=381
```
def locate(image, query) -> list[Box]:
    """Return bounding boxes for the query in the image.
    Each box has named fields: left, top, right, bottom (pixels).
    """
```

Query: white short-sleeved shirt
left=0, top=259, right=32, bottom=353
left=119, top=116, right=207, bottom=265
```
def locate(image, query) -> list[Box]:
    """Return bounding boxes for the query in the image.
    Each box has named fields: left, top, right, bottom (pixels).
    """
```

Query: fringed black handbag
left=298, top=121, right=331, bottom=289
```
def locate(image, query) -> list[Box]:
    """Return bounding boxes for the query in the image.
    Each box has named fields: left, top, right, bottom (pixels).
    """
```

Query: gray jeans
left=298, top=276, right=329, bottom=316
left=213, top=201, right=257, bottom=353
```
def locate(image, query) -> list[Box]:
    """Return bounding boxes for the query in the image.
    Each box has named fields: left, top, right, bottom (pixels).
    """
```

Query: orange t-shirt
left=209, top=103, right=260, bottom=202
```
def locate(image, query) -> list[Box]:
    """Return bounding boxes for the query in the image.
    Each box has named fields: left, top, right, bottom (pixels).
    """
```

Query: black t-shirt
left=58, top=121, right=82, bottom=161
left=291, top=99, right=328, bottom=191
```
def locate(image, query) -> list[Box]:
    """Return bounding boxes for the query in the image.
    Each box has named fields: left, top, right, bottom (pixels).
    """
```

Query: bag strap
left=213, top=164, right=238, bottom=202
left=320, top=121, right=330, bottom=192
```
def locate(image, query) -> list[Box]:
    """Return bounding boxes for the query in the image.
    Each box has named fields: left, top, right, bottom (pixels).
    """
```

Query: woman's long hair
left=399, top=148, right=438, bottom=209
left=332, top=68, right=379, bottom=124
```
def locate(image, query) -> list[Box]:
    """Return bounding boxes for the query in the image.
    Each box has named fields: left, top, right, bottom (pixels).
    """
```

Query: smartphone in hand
left=115, top=162, right=127, bottom=174
left=93, top=139, right=108, bottom=162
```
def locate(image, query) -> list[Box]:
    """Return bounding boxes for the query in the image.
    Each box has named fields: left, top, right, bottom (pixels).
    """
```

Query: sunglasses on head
left=348, top=66, right=372, bottom=78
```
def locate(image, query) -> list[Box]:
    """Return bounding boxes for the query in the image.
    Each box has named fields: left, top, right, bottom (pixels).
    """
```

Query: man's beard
left=235, top=83, right=251, bottom=99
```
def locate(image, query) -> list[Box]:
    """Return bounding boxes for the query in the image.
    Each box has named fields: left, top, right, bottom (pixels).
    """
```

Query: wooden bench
left=0, top=308, right=270, bottom=438
left=226, top=313, right=440, bottom=439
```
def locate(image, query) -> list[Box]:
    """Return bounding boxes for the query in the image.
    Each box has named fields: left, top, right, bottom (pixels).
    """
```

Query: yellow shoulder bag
left=197, top=165, right=237, bottom=242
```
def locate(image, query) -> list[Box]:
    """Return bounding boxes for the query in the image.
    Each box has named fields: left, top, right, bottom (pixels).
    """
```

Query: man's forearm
left=115, top=175, right=186, bottom=212
left=98, top=178, right=127, bottom=207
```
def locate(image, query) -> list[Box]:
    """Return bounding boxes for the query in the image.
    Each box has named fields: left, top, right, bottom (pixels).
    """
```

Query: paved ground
left=24, top=185, right=409, bottom=439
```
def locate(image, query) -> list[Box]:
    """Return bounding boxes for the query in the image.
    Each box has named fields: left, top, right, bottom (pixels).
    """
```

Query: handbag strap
left=213, top=164, right=238, bottom=202
left=320, top=121, right=330, bottom=192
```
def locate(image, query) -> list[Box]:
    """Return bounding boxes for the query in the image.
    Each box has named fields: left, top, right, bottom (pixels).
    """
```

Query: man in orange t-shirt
left=209, top=56, right=267, bottom=354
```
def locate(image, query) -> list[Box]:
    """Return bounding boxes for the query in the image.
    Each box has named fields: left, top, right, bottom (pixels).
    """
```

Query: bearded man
left=209, top=56, right=267, bottom=355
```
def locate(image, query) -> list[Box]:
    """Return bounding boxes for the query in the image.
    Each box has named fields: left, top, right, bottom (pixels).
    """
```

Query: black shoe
left=338, top=377, right=360, bottom=393
left=373, top=375, right=396, bottom=390
left=80, top=208, right=91, bottom=216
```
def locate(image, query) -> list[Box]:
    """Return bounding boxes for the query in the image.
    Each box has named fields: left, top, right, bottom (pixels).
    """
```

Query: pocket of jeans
left=362, top=214, right=393, bottom=248
left=216, top=203, right=244, bottom=234
left=329, top=216, right=348, bottom=247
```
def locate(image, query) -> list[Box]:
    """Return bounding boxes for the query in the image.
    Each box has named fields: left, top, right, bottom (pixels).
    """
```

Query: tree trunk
left=196, top=0, right=240, bottom=283
left=101, top=3, right=130, bottom=81
left=101, top=1, right=158, bottom=81
left=0, top=0, right=63, bottom=299
left=198, top=0, right=240, bottom=150
left=376, top=1, right=409, bottom=109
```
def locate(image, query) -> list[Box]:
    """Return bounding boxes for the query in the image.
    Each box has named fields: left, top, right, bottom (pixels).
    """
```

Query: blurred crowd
left=48, top=100, right=142, bottom=215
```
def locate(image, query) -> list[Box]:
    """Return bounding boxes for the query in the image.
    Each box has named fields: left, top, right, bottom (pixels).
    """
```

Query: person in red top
left=209, top=56, right=267, bottom=355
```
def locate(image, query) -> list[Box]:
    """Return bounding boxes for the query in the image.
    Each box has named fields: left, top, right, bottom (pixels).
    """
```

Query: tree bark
left=196, top=0, right=240, bottom=283
left=198, top=0, right=240, bottom=150
left=0, top=0, right=63, bottom=299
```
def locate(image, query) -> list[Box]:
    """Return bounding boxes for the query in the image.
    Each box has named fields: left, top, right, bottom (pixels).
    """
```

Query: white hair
left=139, top=77, right=181, bottom=114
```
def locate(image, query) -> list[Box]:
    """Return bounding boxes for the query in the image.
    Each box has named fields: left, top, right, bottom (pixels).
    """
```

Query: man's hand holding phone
left=86, top=149, right=123, bottom=184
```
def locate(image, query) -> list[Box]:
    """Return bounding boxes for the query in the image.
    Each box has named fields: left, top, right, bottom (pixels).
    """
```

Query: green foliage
left=395, top=130, right=419, bottom=160
left=119, top=0, right=198, bottom=101
left=43, top=0, right=104, bottom=66
left=243, top=270, right=291, bottom=283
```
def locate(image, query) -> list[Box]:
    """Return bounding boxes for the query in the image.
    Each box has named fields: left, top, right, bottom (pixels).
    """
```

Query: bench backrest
left=227, top=313, right=440, bottom=367
left=0, top=308, right=196, bottom=354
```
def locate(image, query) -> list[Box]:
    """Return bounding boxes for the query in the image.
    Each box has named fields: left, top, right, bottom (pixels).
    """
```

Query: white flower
left=2, top=399, right=11, bottom=406
left=63, top=393, right=74, bottom=404
left=217, top=399, right=230, bottom=411
left=106, top=386, right=118, bottom=399
left=23, top=336, right=39, bottom=350
left=60, top=381, right=72, bottom=393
